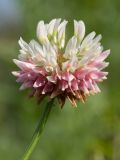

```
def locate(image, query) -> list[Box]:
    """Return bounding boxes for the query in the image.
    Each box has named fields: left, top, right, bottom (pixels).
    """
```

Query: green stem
left=22, top=99, right=54, bottom=160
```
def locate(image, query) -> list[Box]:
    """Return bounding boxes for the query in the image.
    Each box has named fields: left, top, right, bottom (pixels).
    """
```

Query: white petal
left=64, top=36, right=78, bottom=58
left=74, top=20, right=85, bottom=42
left=80, top=31, right=96, bottom=49
left=54, top=18, right=61, bottom=31
left=42, top=43, right=57, bottom=69
left=53, top=19, right=61, bottom=44
left=29, top=40, right=44, bottom=57
left=12, top=71, right=20, bottom=77
left=19, top=49, right=26, bottom=55
left=57, top=20, right=68, bottom=48
left=47, top=19, right=56, bottom=36
left=18, top=37, right=35, bottom=61
left=18, top=37, right=29, bottom=51
left=36, top=21, right=49, bottom=44
left=93, top=34, right=102, bottom=44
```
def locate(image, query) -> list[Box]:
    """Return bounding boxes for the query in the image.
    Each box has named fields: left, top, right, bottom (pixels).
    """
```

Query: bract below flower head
left=12, top=19, right=110, bottom=108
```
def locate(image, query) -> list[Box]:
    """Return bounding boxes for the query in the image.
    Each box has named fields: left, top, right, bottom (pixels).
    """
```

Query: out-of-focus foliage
left=0, top=0, right=120, bottom=159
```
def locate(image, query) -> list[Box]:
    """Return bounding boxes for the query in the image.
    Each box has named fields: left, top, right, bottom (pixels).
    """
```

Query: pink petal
left=47, top=74, right=57, bottom=83
left=89, top=61, right=109, bottom=70
left=79, top=80, right=89, bottom=94
left=71, top=79, right=79, bottom=91
left=51, top=87, right=61, bottom=98
left=92, top=81, right=101, bottom=93
left=13, top=59, right=35, bottom=70
left=42, top=82, right=54, bottom=94
left=19, top=81, right=33, bottom=90
left=62, top=72, right=75, bottom=81
left=97, top=50, right=110, bottom=62
left=89, top=71, right=108, bottom=80
left=59, top=80, right=68, bottom=91
left=34, top=67, right=47, bottom=76
left=74, top=69, right=88, bottom=79
left=33, top=76, right=46, bottom=88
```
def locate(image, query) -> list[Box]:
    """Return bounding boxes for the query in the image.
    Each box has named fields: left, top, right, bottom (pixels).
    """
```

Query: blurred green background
left=0, top=0, right=120, bottom=159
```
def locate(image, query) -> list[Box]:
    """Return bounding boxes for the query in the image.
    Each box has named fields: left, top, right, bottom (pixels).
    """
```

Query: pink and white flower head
left=12, top=19, right=110, bottom=107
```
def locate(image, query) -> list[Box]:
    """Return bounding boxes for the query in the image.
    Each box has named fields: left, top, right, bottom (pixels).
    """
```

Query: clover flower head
left=12, top=19, right=110, bottom=107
